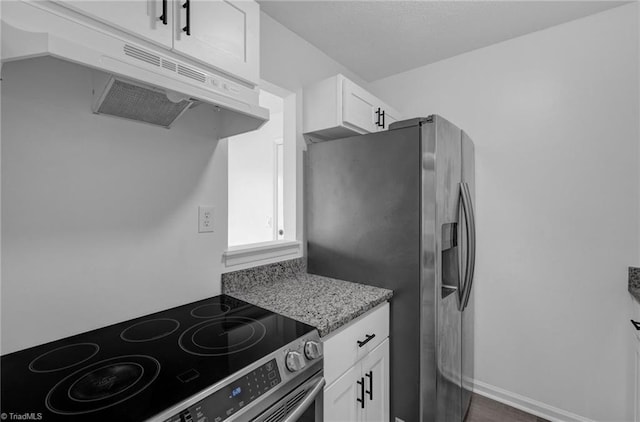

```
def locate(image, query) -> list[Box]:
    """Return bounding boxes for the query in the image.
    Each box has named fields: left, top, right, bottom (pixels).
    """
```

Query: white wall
left=1, top=57, right=229, bottom=354
left=370, top=4, right=639, bottom=421
left=260, top=12, right=369, bottom=94
left=259, top=12, right=372, bottom=249
left=0, top=11, right=363, bottom=354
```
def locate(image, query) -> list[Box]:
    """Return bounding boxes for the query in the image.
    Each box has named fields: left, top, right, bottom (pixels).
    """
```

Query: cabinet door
left=325, top=364, right=362, bottom=422
left=342, top=78, right=379, bottom=134
left=173, top=0, right=259, bottom=84
left=635, top=337, right=640, bottom=422
left=382, top=108, right=399, bottom=130
left=362, top=339, right=390, bottom=422
left=55, top=0, right=173, bottom=48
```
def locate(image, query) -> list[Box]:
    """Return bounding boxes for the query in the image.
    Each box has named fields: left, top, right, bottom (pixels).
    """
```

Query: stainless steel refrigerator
left=306, top=115, right=476, bottom=422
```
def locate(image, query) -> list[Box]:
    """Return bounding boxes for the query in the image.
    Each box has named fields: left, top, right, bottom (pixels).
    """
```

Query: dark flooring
left=465, top=393, right=551, bottom=422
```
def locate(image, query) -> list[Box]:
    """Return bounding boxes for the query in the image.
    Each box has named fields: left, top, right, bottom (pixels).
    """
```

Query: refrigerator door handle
left=460, top=182, right=476, bottom=311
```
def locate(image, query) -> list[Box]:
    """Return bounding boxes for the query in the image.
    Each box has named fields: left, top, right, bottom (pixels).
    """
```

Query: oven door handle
left=282, top=376, right=326, bottom=422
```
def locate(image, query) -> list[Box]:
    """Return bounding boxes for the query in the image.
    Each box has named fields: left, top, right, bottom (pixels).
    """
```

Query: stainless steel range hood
left=1, top=1, right=269, bottom=137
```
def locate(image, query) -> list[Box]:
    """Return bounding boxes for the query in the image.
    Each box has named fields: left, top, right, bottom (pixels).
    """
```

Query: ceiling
left=259, top=1, right=629, bottom=82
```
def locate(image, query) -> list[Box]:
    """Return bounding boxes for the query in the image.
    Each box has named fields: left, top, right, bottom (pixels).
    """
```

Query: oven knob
left=285, top=351, right=306, bottom=372
left=304, top=341, right=323, bottom=360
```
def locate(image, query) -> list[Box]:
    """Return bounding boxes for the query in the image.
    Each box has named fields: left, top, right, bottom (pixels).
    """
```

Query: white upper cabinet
left=303, top=74, right=402, bottom=142
left=383, top=107, right=400, bottom=129
left=172, top=0, right=259, bottom=85
left=55, top=1, right=173, bottom=48
left=54, top=0, right=260, bottom=85
left=342, top=78, right=379, bottom=134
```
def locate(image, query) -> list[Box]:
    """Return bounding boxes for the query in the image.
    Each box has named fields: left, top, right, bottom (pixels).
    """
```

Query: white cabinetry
left=341, top=78, right=379, bottom=134
left=53, top=1, right=173, bottom=48
left=172, top=0, right=259, bottom=84
left=361, top=340, right=389, bottom=421
left=325, top=364, right=361, bottom=422
left=303, top=74, right=402, bottom=142
left=324, top=303, right=390, bottom=422
left=55, top=0, right=259, bottom=84
left=635, top=339, right=640, bottom=422
left=633, top=299, right=640, bottom=422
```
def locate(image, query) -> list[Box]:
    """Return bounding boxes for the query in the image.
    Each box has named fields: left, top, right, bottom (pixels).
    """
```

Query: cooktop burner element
left=46, top=355, right=160, bottom=415
left=29, top=342, right=100, bottom=373
left=190, top=298, right=231, bottom=318
left=69, top=362, right=143, bottom=400
left=120, top=318, right=180, bottom=343
left=1, top=295, right=318, bottom=422
left=179, top=316, right=266, bottom=356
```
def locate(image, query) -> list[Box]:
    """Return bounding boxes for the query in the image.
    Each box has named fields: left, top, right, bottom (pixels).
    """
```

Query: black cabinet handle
left=631, top=320, right=640, bottom=330
left=357, top=333, right=376, bottom=348
left=365, top=370, right=373, bottom=400
left=374, top=108, right=386, bottom=128
left=356, top=377, right=365, bottom=408
left=182, top=0, right=191, bottom=35
left=158, top=0, right=167, bottom=25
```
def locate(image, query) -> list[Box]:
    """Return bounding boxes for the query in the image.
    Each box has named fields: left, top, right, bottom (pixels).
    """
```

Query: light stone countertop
left=221, top=258, right=393, bottom=337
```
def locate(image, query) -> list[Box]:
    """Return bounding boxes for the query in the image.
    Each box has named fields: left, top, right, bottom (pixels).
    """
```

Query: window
left=224, top=83, right=301, bottom=269
left=228, top=90, right=283, bottom=246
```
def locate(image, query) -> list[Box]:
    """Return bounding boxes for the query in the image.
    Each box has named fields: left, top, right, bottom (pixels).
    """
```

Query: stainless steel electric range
left=0, top=295, right=324, bottom=422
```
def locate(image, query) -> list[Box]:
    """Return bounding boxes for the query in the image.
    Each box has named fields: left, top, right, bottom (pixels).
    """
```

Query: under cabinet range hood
left=1, top=0, right=269, bottom=136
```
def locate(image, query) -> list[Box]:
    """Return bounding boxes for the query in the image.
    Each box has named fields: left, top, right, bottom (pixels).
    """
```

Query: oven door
left=252, top=372, right=324, bottom=422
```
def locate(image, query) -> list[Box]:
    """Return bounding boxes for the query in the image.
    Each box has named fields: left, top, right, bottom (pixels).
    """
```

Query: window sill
left=222, top=240, right=302, bottom=272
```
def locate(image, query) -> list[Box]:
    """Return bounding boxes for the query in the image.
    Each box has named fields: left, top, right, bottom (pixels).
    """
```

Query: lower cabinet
left=362, top=339, right=389, bottom=421
left=635, top=338, right=640, bottom=422
left=325, top=364, right=361, bottom=422
left=325, top=338, right=389, bottom=422
left=632, top=299, right=640, bottom=422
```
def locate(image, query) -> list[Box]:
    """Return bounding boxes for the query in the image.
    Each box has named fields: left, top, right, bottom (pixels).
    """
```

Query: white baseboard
left=472, top=379, right=596, bottom=422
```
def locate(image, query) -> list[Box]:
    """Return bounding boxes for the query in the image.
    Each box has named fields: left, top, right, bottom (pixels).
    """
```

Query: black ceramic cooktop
left=0, top=295, right=315, bottom=421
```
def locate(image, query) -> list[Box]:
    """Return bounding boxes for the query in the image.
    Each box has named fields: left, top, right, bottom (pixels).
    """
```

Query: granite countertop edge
left=223, top=271, right=393, bottom=338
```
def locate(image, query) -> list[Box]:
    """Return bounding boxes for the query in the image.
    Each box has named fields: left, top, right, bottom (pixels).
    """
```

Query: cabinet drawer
left=323, top=302, right=389, bottom=386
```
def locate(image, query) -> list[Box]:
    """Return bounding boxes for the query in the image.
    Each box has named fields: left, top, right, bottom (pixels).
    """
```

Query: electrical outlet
left=198, top=206, right=214, bottom=233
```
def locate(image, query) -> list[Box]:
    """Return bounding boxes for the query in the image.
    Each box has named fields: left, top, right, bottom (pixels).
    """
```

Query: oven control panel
left=163, top=359, right=281, bottom=422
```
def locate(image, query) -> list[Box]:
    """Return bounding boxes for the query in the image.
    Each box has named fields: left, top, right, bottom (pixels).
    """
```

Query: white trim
left=472, top=379, right=597, bottom=422
left=258, top=80, right=298, bottom=245
left=222, top=240, right=302, bottom=272
left=2, top=1, right=268, bottom=135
